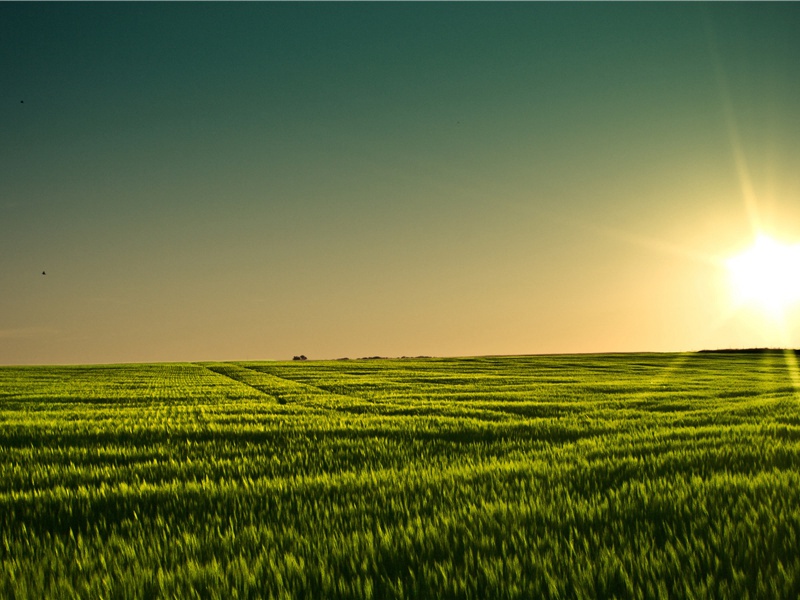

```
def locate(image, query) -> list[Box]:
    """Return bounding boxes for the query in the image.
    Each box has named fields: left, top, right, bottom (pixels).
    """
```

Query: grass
left=2, top=352, right=800, bottom=598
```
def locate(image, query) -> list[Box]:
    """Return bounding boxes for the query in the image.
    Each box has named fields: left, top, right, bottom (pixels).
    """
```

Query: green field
left=2, top=353, right=800, bottom=598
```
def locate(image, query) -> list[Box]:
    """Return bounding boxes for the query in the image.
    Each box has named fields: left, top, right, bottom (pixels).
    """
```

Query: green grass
left=2, top=353, right=800, bottom=598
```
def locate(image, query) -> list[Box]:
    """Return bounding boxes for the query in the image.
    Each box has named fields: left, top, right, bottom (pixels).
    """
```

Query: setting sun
left=726, top=234, right=800, bottom=318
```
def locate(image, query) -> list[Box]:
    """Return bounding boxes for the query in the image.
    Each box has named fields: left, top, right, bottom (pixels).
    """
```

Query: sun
left=726, top=234, right=800, bottom=318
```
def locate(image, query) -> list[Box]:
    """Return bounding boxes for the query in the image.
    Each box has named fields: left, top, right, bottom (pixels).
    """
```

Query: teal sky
left=3, top=3, right=800, bottom=364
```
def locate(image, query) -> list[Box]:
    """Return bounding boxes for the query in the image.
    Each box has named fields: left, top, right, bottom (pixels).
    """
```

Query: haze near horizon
left=2, top=3, right=800, bottom=365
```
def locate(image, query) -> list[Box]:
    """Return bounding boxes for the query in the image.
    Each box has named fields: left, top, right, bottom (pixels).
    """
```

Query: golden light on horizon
left=726, top=234, right=800, bottom=320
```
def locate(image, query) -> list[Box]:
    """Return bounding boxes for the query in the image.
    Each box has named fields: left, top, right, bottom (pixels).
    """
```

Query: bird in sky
left=42, top=271, right=45, bottom=275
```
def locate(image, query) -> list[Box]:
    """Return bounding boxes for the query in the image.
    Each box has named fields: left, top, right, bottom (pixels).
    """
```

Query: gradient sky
left=3, top=3, right=800, bottom=365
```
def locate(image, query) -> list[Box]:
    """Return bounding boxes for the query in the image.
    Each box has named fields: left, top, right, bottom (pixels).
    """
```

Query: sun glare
left=726, top=234, right=800, bottom=318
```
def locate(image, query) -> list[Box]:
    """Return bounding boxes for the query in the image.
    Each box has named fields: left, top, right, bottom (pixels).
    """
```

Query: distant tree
left=292, top=355, right=307, bottom=361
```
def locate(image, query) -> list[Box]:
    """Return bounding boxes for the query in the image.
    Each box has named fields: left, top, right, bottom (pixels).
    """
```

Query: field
left=2, top=352, right=800, bottom=598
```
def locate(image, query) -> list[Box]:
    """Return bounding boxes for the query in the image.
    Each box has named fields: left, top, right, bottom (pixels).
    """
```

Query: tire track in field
left=199, top=363, right=278, bottom=400
left=200, top=362, right=346, bottom=408
left=236, top=364, right=377, bottom=411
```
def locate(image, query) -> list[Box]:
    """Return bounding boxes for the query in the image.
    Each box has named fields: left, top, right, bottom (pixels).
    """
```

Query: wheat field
left=2, top=352, right=800, bottom=598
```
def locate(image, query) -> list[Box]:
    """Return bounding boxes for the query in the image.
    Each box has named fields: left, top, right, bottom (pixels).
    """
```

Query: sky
left=2, top=3, right=800, bottom=365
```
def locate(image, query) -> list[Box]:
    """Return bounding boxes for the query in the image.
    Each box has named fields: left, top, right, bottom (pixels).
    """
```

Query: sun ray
left=702, top=13, right=762, bottom=236
left=580, top=223, right=723, bottom=268
left=781, top=349, right=800, bottom=397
